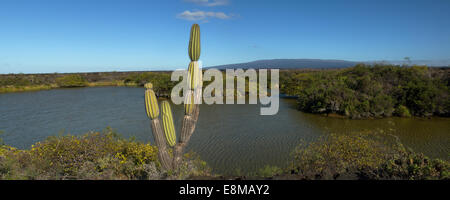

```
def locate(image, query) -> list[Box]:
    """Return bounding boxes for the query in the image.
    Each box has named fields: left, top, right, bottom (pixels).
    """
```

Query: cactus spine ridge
left=188, top=61, right=202, bottom=90
left=161, top=101, right=176, bottom=147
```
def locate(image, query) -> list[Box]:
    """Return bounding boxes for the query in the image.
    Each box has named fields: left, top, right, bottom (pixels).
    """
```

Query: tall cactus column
left=173, top=24, right=202, bottom=169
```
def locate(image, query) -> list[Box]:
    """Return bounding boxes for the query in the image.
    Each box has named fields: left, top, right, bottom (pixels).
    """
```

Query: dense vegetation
left=0, top=74, right=56, bottom=92
left=288, top=132, right=449, bottom=180
left=252, top=132, right=449, bottom=180
left=123, top=72, right=177, bottom=97
left=0, top=75, right=33, bottom=86
left=55, top=74, right=88, bottom=87
left=0, top=72, right=172, bottom=94
left=0, top=128, right=210, bottom=180
left=280, top=64, right=449, bottom=118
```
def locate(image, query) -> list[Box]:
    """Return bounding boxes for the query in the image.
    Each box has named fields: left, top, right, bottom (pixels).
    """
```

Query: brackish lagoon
left=0, top=87, right=448, bottom=174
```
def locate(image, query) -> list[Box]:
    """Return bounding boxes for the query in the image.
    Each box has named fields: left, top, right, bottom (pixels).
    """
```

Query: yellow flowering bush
left=0, top=128, right=209, bottom=180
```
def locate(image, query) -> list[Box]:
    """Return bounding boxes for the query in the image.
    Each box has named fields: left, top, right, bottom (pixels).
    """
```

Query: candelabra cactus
left=144, top=24, right=202, bottom=171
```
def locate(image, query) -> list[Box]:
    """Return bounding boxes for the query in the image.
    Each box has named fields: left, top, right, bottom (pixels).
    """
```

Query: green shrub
left=281, top=64, right=449, bottom=118
left=56, top=75, right=88, bottom=87
left=0, top=131, right=4, bottom=146
left=289, top=132, right=449, bottom=180
left=124, top=72, right=177, bottom=96
left=257, top=165, right=283, bottom=178
left=394, top=105, right=412, bottom=117
left=0, top=76, right=31, bottom=87
left=0, top=128, right=210, bottom=180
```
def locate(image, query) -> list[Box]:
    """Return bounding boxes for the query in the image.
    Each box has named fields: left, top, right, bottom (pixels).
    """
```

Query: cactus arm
left=188, top=24, right=201, bottom=61
left=145, top=89, right=159, bottom=119
left=161, top=101, right=176, bottom=147
left=145, top=85, right=172, bottom=170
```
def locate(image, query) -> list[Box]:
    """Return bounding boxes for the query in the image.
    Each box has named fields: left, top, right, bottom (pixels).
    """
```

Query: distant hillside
left=207, top=59, right=360, bottom=69
left=206, top=59, right=450, bottom=70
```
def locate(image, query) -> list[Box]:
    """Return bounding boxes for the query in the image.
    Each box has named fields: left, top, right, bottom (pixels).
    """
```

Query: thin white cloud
left=177, top=10, right=233, bottom=21
left=184, top=0, right=229, bottom=7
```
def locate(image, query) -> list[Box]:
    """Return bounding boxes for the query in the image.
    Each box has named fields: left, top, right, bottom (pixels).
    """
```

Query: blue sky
left=0, top=0, right=449, bottom=73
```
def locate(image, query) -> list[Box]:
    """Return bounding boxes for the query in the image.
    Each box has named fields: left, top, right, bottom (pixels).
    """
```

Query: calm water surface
left=0, top=87, right=448, bottom=174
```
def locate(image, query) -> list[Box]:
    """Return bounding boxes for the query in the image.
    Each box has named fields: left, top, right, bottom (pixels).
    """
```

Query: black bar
left=0, top=180, right=445, bottom=199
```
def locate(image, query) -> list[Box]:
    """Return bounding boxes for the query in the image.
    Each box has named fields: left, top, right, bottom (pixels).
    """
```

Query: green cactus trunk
left=184, top=90, right=195, bottom=115
left=188, top=61, right=200, bottom=89
left=150, top=118, right=172, bottom=170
